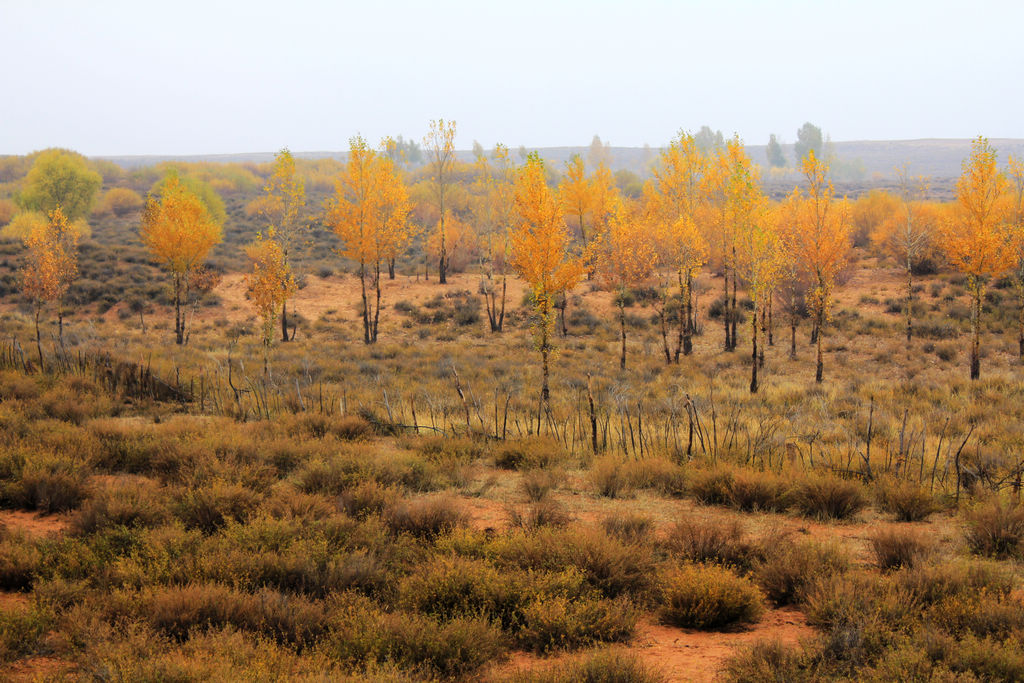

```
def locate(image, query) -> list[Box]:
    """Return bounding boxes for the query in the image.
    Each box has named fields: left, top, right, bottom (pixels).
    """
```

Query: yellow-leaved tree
left=20, top=206, right=79, bottom=368
left=736, top=201, right=782, bottom=393
left=645, top=131, right=708, bottom=361
left=245, top=234, right=296, bottom=372
left=1007, top=155, right=1024, bottom=359
left=510, top=152, right=583, bottom=413
left=938, top=137, right=1016, bottom=379
left=325, top=137, right=410, bottom=344
left=259, top=149, right=307, bottom=342
left=423, top=119, right=456, bottom=284
left=594, top=201, right=657, bottom=369
left=140, top=175, right=223, bottom=345
left=781, top=151, right=851, bottom=383
left=869, top=166, right=937, bottom=345
left=559, top=154, right=593, bottom=249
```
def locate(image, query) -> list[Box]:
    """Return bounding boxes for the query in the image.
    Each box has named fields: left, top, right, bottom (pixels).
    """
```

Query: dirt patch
left=0, top=591, right=31, bottom=611
left=631, top=608, right=813, bottom=681
left=4, top=656, right=73, bottom=682
left=0, top=510, right=69, bottom=538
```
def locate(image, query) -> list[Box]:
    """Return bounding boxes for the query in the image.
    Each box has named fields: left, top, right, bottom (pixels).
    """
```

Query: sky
left=1, top=0, right=1022, bottom=156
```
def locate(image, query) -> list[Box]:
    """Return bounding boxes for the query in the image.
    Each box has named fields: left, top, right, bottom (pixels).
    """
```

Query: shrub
left=520, top=469, right=558, bottom=502
left=868, top=526, right=932, bottom=570
left=1, top=464, right=88, bottom=514
left=493, top=438, right=565, bottom=471
left=510, top=499, right=572, bottom=530
left=173, top=481, right=261, bottom=533
left=627, top=457, right=687, bottom=498
left=72, top=478, right=170, bottom=534
left=602, top=513, right=653, bottom=545
left=518, top=595, right=636, bottom=652
left=658, top=565, right=765, bottom=630
left=0, top=607, right=50, bottom=663
left=340, top=480, right=399, bottom=519
left=503, top=648, right=666, bottom=683
left=664, top=517, right=755, bottom=569
left=721, top=640, right=812, bottom=683
left=754, top=539, right=849, bottom=606
left=964, top=500, right=1024, bottom=558
left=729, top=470, right=789, bottom=512
left=688, top=468, right=735, bottom=506
left=398, top=556, right=528, bottom=628
left=383, top=495, right=468, bottom=539
left=874, top=480, right=939, bottom=522
left=293, top=413, right=372, bottom=441
left=896, top=558, right=1013, bottom=605
left=590, top=456, right=634, bottom=499
left=789, top=475, right=867, bottom=520
left=96, top=187, right=144, bottom=216
left=0, top=532, right=42, bottom=590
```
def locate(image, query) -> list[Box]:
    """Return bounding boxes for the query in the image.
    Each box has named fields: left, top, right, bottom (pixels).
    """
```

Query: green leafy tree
left=18, top=149, right=102, bottom=221
left=766, top=134, right=787, bottom=168
left=794, top=122, right=824, bottom=165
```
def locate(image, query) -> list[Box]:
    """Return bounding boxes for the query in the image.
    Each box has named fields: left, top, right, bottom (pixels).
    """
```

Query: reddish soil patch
left=4, top=656, right=73, bottom=682
left=0, top=510, right=69, bottom=538
left=491, top=608, right=814, bottom=682
left=0, top=591, right=31, bottom=611
left=631, top=608, right=813, bottom=681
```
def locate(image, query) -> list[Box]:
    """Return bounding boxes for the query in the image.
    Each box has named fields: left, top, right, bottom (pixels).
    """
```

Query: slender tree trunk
left=970, top=285, right=981, bottom=380
left=675, top=270, right=684, bottom=362
left=174, top=275, right=184, bottom=345
left=659, top=292, right=672, bottom=365
left=724, top=268, right=733, bottom=350
left=280, top=300, right=289, bottom=342
left=815, top=308, right=824, bottom=383
left=758, top=304, right=765, bottom=368
left=540, top=301, right=551, bottom=411
left=767, top=293, right=774, bottom=346
left=34, top=305, right=43, bottom=371
left=905, top=259, right=913, bottom=344
left=1016, top=281, right=1023, bottom=359
left=559, top=296, right=568, bottom=337
left=729, top=261, right=738, bottom=351
left=359, top=263, right=371, bottom=344
left=684, top=269, right=694, bottom=356
left=498, top=277, right=506, bottom=331
left=619, top=299, right=627, bottom=370
left=372, top=260, right=382, bottom=343
left=790, top=318, right=797, bottom=360
left=58, top=307, right=65, bottom=351
left=750, top=309, right=758, bottom=393
left=388, top=257, right=396, bottom=280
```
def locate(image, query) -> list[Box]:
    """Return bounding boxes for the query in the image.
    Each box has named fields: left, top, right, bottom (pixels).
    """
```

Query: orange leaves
left=261, top=148, right=307, bottom=251
left=510, top=153, right=583, bottom=304
left=594, top=202, right=656, bottom=294
left=324, top=137, right=410, bottom=268
left=140, top=175, right=223, bottom=277
left=645, top=132, right=709, bottom=275
left=245, top=234, right=296, bottom=346
left=21, top=206, right=79, bottom=307
left=939, top=137, right=1016, bottom=284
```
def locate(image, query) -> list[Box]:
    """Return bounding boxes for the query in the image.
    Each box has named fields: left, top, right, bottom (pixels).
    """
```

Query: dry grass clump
left=868, top=526, right=933, bottom=570
left=72, top=477, right=170, bottom=534
left=589, top=456, right=635, bottom=499
left=520, top=468, right=559, bottom=502
left=172, top=481, right=262, bottom=533
left=788, top=475, right=868, bottom=521
left=963, top=499, right=1024, bottom=558
left=383, top=495, right=468, bottom=539
left=627, top=457, right=687, bottom=497
left=510, top=499, right=573, bottom=530
left=721, top=640, right=812, bottom=683
left=664, top=516, right=757, bottom=569
left=657, top=564, right=765, bottom=630
left=0, top=530, right=43, bottom=591
left=729, top=469, right=790, bottom=512
left=0, top=456, right=89, bottom=514
left=753, top=538, right=849, bottom=606
left=688, top=467, right=735, bottom=506
left=493, top=437, right=566, bottom=471
left=601, top=513, right=654, bottom=545
left=340, top=480, right=400, bottom=519
left=517, top=595, right=637, bottom=652
left=0, top=607, right=51, bottom=663
left=501, top=648, right=666, bottom=683
left=874, top=479, right=940, bottom=522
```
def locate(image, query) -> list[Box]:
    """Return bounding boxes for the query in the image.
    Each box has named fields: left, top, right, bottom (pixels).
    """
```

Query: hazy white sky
left=1, top=0, right=1021, bottom=155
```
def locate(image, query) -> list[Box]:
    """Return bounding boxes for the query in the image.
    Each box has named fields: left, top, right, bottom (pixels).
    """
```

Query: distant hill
left=96, top=138, right=1024, bottom=190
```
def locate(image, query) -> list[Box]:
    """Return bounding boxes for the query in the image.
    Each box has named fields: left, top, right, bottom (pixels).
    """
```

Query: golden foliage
left=245, top=235, right=296, bottom=348
left=140, top=175, right=223, bottom=276
left=95, top=187, right=144, bottom=217
left=20, top=206, right=79, bottom=308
